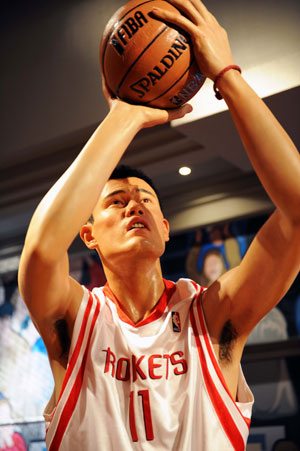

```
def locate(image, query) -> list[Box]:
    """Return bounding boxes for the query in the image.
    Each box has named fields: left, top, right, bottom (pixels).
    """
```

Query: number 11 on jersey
left=129, top=390, right=154, bottom=441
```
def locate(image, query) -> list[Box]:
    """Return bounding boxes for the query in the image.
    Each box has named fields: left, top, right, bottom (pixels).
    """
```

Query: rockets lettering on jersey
left=102, top=347, right=188, bottom=381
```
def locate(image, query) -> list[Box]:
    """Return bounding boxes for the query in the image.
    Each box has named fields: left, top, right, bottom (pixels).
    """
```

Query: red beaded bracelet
left=213, top=65, right=242, bottom=100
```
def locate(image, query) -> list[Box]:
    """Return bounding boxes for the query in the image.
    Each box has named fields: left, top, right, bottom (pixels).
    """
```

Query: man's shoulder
left=173, top=277, right=207, bottom=294
left=168, top=278, right=207, bottom=307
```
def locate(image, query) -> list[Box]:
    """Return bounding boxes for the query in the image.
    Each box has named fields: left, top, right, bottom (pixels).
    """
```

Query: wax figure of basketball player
left=18, top=1, right=300, bottom=450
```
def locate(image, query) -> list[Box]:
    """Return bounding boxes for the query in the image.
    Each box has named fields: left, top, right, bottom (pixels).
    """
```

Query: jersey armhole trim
left=196, top=293, right=251, bottom=426
left=48, top=291, right=100, bottom=450
left=56, top=290, right=95, bottom=403
left=190, top=296, right=248, bottom=451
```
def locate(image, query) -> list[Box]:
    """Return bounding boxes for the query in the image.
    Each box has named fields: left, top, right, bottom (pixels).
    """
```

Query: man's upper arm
left=203, top=209, right=300, bottom=341
left=18, top=245, right=83, bottom=357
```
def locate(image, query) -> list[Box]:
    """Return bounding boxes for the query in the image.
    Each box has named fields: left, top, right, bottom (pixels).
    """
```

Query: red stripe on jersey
left=244, top=416, right=251, bottom=428
left=56, top=291, right=94, bottom=405
left=48, top=293, right=100, bottom=451
left=103, top=279, right=176, bottom=327
left=190, top=280, right=200, bottom=292
left=190, top=303, right=245, bottom=451
left=196, top=295, right=250, bottom=428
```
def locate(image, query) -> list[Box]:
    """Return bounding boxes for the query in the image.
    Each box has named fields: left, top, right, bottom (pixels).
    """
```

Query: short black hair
left=88, top=165, right=162, bottom=223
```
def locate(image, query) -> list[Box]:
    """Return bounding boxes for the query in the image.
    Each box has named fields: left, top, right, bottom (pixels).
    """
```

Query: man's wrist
left=107, top=101, right=144, bottom=134
left=213, top=66, right=242, bottom=100
left=214, top=68, right=243, bottom=100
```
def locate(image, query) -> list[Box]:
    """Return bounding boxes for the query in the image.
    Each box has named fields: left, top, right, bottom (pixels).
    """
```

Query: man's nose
left=126, top=200, right=144, bottom=216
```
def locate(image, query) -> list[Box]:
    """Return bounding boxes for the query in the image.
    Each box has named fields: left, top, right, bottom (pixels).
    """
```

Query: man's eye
left=112, top=200, right=123, bottom=205
left=142, top=198, right=150, bottom=203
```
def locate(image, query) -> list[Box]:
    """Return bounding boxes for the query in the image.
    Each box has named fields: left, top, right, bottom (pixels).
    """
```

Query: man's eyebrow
left=104, top=189, right=126, bottom=199
left=104, top=188, right=156, bottom=199
left=136, top=188, right=155, bottom=197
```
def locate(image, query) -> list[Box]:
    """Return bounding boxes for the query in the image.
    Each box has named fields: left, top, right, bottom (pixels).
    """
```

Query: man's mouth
left=130, top=222, right=146, bottom=230
left=127, top=218, right=150, bottom=232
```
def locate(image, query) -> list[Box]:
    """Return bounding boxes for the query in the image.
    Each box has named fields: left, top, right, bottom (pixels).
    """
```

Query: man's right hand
left=102, top=76, right=193, bottom=130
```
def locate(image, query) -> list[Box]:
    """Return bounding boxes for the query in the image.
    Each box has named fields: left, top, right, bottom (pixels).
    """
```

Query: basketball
left=100, top=0, right=206, bottom=109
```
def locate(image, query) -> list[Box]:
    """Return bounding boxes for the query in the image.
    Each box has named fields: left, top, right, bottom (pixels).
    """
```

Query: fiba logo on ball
left=100, top=0, right=206, bottom=109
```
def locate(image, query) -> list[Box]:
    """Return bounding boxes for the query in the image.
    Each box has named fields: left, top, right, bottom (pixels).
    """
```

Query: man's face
left=84, top=177, right=169, bottom=265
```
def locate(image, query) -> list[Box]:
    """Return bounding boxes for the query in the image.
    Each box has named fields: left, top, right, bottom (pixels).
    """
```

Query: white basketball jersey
left=44, top=278, right=253, bottom=450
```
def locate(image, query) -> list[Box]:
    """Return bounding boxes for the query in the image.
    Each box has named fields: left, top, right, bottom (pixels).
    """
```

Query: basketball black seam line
left=116, top=25, right=169, bottom=96
left=101, top=0, right=155, bottom=90
left=145, top=56, right=198, bottom=105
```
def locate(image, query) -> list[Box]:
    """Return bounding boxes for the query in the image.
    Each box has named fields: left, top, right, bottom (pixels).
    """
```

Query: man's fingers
left=164, top=0, right=203, bottom=25
left=140, top=102, right=192, bottom=129
left=187, top=0, right=216, bottom=21
left=167, top=103, right=193, bottom=121
left=151, top=6, right=199, bottom=37
left=165, top=0, right=215, bottom=24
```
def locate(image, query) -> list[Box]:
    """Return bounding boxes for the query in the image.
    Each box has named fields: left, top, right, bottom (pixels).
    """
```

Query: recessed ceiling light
left=179, top=166, right=191, bottom=176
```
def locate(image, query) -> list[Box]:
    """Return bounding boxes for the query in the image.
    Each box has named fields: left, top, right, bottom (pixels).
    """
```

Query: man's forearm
left=219, top=69, right=300, bottom=221
left=24, top=106, right=141, bottom=261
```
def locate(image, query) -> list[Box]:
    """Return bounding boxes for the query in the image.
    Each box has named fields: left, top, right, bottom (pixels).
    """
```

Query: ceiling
left=1, top=0, right=300, bottom=273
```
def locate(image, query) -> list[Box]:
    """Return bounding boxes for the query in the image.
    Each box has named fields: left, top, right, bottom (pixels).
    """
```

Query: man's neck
left=103, top=259, right=165, bottom=324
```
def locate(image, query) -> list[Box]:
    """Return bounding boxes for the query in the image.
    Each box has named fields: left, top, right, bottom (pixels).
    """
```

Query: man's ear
left=80, top=224, right=98, bottom=249
left=163, top=218, right=170, bottom=242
